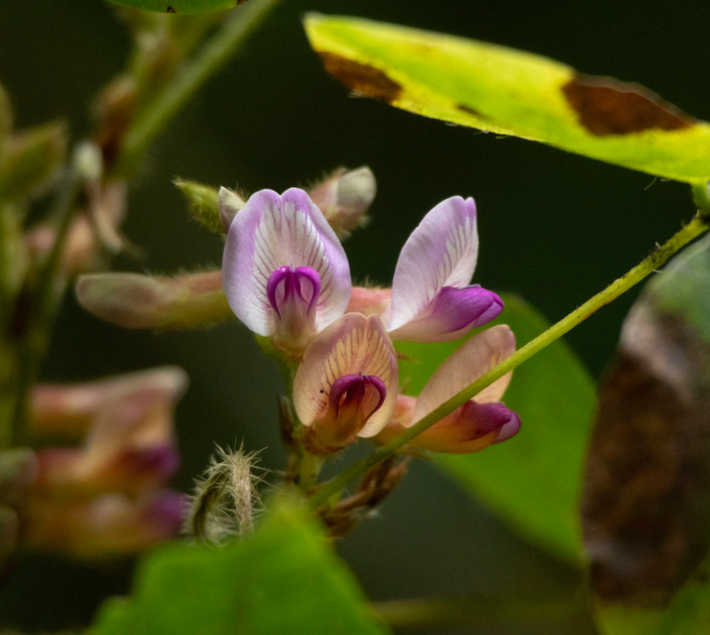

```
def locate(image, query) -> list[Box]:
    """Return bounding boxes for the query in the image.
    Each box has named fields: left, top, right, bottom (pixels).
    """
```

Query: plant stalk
left=116, top=0, right=282, bottom=176
left=309, top=214, right=709, bottom=507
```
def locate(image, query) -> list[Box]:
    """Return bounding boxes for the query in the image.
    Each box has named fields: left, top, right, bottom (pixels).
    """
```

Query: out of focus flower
left=16, top=366, right=189, bottom=558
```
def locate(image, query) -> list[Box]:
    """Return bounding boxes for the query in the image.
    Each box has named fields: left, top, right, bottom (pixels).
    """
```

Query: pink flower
left=349, top=196, right=503, bottom=343
left=376, top=325, right=520, bottom=453
left=19, top=367, right=188, bottom=558
left=293, top=313, right=398, bottom=455
left=221, top=188, right=351, bottom=356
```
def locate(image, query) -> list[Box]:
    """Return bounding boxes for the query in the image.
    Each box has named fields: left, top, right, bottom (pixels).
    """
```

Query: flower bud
left=218, top=186, right=246, bottom=232
left=75, top=270, right=234, bottom=330
left=175, top=178, right=222, bottom=233
left=308, top=166, right=376, bottom=238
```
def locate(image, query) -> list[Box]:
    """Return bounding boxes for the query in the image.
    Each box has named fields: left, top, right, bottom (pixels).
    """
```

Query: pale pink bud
left=218, top=186, right=246, bottom=232
left=75, top=270, right=233, bottom=330
left=308, top=166, right=376, bottom=238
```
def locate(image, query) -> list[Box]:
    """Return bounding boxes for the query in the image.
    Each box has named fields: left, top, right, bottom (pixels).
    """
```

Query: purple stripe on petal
left=222, top=188, right=350, bottom=338
left=389, top=286, right=503, bottom=342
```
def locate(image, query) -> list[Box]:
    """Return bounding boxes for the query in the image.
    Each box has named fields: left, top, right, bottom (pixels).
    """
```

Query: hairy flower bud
left=76, top=270, right=234, bottom=330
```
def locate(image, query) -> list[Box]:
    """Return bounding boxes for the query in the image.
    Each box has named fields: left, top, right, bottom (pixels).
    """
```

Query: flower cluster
left=1, top=368, right=187, bottom=561
left=221, top=187, right=520, bottom=456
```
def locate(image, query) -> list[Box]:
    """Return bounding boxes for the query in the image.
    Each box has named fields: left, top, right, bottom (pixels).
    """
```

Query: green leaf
left=304, top=14, right=710, bottom=183
left=581, top=234, right=710, bottom=633
left=106, top=0, right=247, bottom=14
left=397, top=294, right=595, bottom=565
left=92, top=492, right=388, bottom=635
left=596, top=555, right=710, bottom=635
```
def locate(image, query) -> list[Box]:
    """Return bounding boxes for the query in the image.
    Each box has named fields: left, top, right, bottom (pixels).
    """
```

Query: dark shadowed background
left=0, top=1, right=707, bottom=633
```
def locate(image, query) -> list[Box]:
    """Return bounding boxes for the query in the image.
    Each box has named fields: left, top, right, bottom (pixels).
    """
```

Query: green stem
left=691, top=180, right=710, bottom=218
left=298, top=452, right=324, bottom=491
left=10, top=164, right=82, bottom=447
left=371, top=590, right=589, bottom=630
left=116, top=0, right=282, bottom=176
left=309, top=214, right=709, bottom=507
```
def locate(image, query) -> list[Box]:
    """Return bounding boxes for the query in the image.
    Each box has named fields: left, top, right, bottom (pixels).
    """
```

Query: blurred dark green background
left=1, top=1, right=708, bottom=633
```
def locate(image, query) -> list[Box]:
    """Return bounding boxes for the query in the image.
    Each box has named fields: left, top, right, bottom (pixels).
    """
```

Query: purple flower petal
left=222, top=188, right=351, bottom=337
left=390, top=196, right=478, bottom=332
left=389, top=285, right=503, bottom=342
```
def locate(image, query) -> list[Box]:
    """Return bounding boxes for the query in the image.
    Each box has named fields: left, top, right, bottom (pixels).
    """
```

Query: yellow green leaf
left=106, top=0, right=248, bottom=14
left=304, top=14, right=710, bottom=183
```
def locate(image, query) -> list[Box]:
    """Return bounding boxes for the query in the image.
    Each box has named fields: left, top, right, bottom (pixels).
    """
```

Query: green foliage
left=106, top=0, right=243, bottom=14
left=397, top=294, right=595, bottom=564
left=304, top=14, right=710, bottom=183
left=597, top=554, right=710, bottom=634
left=92, top=492, right=389, bottom=635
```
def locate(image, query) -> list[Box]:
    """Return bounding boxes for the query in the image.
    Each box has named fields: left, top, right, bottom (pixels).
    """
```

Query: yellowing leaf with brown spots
left=304, top=14, right=710, bottom=183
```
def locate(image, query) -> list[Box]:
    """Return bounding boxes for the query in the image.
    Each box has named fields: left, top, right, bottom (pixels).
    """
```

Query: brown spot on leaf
left=456, top=104, right=483, bottom=117
left=166, top=5, right=176, bottom=12
left=563, top=73, right=695, bottom=136
left=317, top=52, right=402, bottom=104
left=582, top=309, right=710, bottom=607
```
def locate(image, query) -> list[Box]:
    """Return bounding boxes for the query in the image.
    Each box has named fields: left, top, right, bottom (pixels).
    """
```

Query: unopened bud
left=75, top=270, right=234, bottom=330
left=73, top=141, right=103, bottom=182
left=186, top=445, right=263, bottom=543
left=174, top=178, right=223, bottom=234
left=218, top=186, right=246, bottom=232
left=308, top=166, right=376, bottom=238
